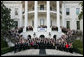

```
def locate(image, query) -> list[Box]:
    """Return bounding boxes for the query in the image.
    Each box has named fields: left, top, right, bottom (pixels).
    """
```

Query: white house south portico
left=3, top=1, right=83, bottom=39
left=22, top=1, right=63, bottom=39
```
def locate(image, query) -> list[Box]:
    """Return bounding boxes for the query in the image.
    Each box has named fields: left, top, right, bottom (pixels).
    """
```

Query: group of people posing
left=14, top=37, right=73, bottom=53
left=8, top=27, right=76, bottom=53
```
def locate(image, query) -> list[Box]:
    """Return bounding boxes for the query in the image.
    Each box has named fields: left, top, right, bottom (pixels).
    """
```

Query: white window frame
left=40, top=19, right=44, bottom=26
left=76, top=8, right=80, bottom=15
left=15, top=8, right=18, bottom=16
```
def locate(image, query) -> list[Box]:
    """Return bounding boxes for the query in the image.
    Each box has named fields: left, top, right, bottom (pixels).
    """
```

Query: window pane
left=14, top=21, right=18, bottom=27
left=66, top=8, right=70, bottom=15
left=66, top=8, right=69, bottom=12
left=51, top=20, right=52, bottom=26
left=77, top=21, right=80, bottom=30
left=50, top=7, right=52, bottom=10
left=32, top=20, right=34, bottom=27
left=15, top=8, right=18, bottom=15
left=76, top=8, right=80, bottom=15
left=40, top=19, right=44, bottom=25
left=66, top=21, right=70, bottom=29
left=40, top=5, right=44, bottom=10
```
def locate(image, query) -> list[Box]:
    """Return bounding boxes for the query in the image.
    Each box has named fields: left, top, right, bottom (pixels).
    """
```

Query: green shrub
left=1, top=37, right=8, bottom=48
left=72, top=40, right=83, bottom=54
left=1, top=47, right=14, bottom=55
left=77, top=48, right=83, bottom=54
left=73, top=40, right=83, bottom=48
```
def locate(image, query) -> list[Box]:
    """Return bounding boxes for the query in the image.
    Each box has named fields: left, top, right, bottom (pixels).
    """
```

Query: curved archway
left=39, top=35, right=45, bottom=38
left=53, top=35, right=56, bottom=40
left=27, top=35, right=31, bottom=39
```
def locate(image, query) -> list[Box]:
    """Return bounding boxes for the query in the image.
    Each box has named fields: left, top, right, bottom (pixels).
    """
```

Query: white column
left=19, top=4, right=22, bottom=27
left=57, top=1, right=61, bottom=33
left=47, top=1, right=51, bottom=32
left=23, top=1, right=28, bottom=32
left=34, top=1, right=38, bottom=32
left=62, top=3, right=65, bottom=27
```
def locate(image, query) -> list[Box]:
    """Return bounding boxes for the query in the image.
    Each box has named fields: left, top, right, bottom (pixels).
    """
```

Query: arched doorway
left=53, top=35, right=56, bottom=40
left=27, top=35, right=31, bottom=39
left=39, top=35, right=45, bottom=38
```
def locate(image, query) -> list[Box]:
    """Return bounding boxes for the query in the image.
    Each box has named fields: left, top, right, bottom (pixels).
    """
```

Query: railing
left=50, top=9, right=56, bottom=11
left=28, top=7, right=57, bottom=12
left=38, top=28, right=47, bottom=32
left=38, top=25, right=47, bottom=32
left=37, top=26, right=59, bottom=31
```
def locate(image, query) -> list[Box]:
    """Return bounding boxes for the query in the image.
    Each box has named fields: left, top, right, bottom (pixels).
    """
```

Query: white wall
left=4, top=2, right=22, bottom=28
left=62, top=1, right=83, bottom=31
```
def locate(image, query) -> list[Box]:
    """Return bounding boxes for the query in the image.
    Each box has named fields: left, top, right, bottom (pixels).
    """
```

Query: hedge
left=72, top=40, right=83, bottom=54
left=1, top=47, right=14, bottom=55
left=78, top=48, right=83, bottom=54
left=1, top=37, right=8, bottom=48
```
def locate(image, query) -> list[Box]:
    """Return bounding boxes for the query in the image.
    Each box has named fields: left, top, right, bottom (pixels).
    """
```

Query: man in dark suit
left=18, top=42, right=22, bottom=51
left=42, top=40, right=45, bottom=49
left=24, top=42, right=27, bottom=50
left=44, top=41, right=46, bottom=49
left=49, top=40, right=51, bottom=49
left=39, top=40, right=43, bottom=49
left=47, top=41, right=49, bottom=49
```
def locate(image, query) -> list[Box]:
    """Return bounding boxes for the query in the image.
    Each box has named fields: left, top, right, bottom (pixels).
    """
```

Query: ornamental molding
left=65, top=17, right=71, bottom=21
left=3, top=1, right=22, bottom=4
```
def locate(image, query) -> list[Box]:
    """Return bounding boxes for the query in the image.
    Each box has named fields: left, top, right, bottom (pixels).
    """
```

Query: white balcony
left=38, top=28, right=47, bottom=32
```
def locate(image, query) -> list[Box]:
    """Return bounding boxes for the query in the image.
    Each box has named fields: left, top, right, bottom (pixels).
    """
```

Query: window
left=66, top=21, right=70, bottom=29
left=76, top=8, right=80, bottom=15
left=50, top=7, right=52, bottom=10
left=32, top=6, right=34, bottom=10
left=32, top=20, right=34, bottom=27
left=14, top=21, right=18, bottom=27
left=66, top=8, right=70, bottom=15
left=77, top=21, right=80, bottom=30
left=40, top=19, right=44, bottom=26
left=15, top=8, right=18, bottom=15
left=40, top=5, right=44, bottom=10
left=51, top=20, right=52, bottom=26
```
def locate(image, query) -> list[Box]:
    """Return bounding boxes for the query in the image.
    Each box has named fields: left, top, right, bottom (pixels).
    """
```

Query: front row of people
left=14, top=38, right=73, bottom=53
